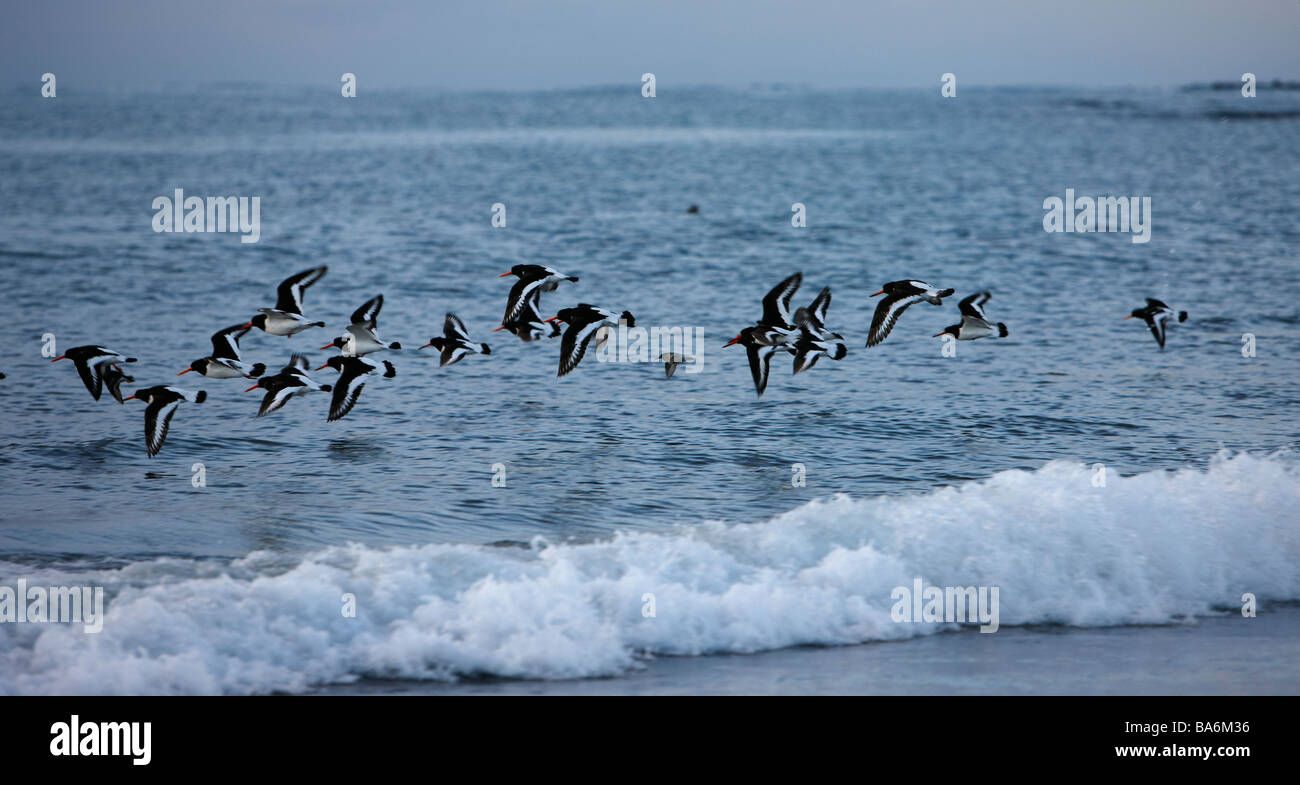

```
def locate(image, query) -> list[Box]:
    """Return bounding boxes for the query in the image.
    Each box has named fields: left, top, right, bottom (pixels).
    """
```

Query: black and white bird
left=791, top=286, right=847, bottom=373
left=494, top=292, right=563, bottom=342
left=179, top=324, right=267, bottom=379
left=102, top=365, right=135, bottom=404
left=1125, top=298, right=1188, bottom=350
left=933, top=292, right=1009, bottom=341
left=547, top=304, right=635, bottom=377
left=754, top=272, right=803, bottom=346
left=245, top=354, right=333, bottom=417
left=419, top=313, right=491, bottom=366
left=659, top=353, right=695, bottom=379
left=317, top=355, right=397, bottom=422
left=247, top=265, right=328, bottom=337
left=866, top=280, right=955, bottom=347
left=50, top=345, right=138, bottom=401
left=723, top=326, right=780, bottom=396
left=499, top=264, right=579, bottom=326
left=122, top=386, right=207, bottom=457
left=321, top=294, right=401, bottom=356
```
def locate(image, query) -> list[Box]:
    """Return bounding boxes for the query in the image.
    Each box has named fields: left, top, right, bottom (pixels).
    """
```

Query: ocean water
left=0, top=85, right=1297, bottom=694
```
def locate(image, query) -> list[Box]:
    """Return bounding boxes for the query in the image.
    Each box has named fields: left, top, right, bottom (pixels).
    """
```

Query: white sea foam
left=1, top=451, right=1296, bottom=694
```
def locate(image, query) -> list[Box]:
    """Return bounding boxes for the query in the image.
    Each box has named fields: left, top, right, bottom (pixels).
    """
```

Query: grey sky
left=3, top=0, right=1299, bottom=91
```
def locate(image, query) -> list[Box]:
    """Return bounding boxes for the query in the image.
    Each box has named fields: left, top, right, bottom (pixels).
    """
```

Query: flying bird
left=500, top=264, right=579, bottom=326
left=419, top=313, right=491, bottom=366
left=50, top=345, right=138, bottom=401
left=659, top=353, right=695, bottom=378
left=317, top=355, right=397, bottom=422
left=723, top=326, right=781, bottom=396
left=102, top=365, right=135, bottom=404
left=179, top=324, right=267, bottom=379
left=322, top=294, right=401, bottom=356
left=247, top=265, right=328, bottom=337
left=866, top=280, right=955, bottom=347
left=123, top=386, right=207, bottom=457
left=245, top=354, right=333, bottom=417
left=1125, top=298, right=1188, bottom=350
left=547, top=304, right=634, bottom=377
left=755, top=272, right=803, bottom=345
left=494, top=293, right=563, bottom=342
left=791, top=286, right=847, bottom=374
left=933, top=292, right=1009, bottom=341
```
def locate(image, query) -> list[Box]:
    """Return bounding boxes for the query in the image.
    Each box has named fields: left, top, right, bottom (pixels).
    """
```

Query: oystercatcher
left=179, top=324, right=267, bottom=378
left=50, top=345, right=137, bottom=401
left=122, top=386, right=207, bottom=457
left=322, top=294, right=401, bottom=356
left=500, top=265, right=579, bottom=325
left=419, top=313, right=491, bottom=366
left=866, top=280, right=955, bottom=347
left=1125, top=298, right=1188, bottom=350
left=317, top=355, right=397, bottom=421
left=245, top=354, right=333, bottom=417
left=547, top=304, right=634, bottom=377
left=933, top=292, right=1009, bottom=341
left=247, top=265, right=328, bottom=336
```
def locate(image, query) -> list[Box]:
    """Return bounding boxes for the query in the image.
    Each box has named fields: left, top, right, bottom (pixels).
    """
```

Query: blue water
left=1, top=85, right=1297, bottom=694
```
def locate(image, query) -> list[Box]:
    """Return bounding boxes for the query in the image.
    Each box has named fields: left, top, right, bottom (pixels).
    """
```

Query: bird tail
left=831, top=343, right=848, bottom=360
left=250, top=363, right=267, bottom=377
left=320, top=384, right=333, bottom=392
left=311, top=321, right=326, bottom=328
left=997, top=323, right=1009, bottom=337
left=195, top=391, right=208, bottom=403
left=938, top=289, right=955, bottom=299
left=389, top=341, right=402, bottom=350
left=480, top=343, right=492, bottom=355
left=382, top=361, right=397, bottom=378
left=1178, top=311, right=1188, bottom=323
left=620, top=311, right=636, bottom=328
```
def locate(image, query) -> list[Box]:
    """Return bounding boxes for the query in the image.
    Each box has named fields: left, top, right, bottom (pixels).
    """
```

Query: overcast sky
left=3, top=0, right=1299, bottom=91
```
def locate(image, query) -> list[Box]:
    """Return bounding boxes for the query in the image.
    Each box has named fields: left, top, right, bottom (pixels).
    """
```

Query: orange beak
left=315, top=363, right=330, bottom=371
left=932, top=332, right=946, bottom=338
left=492, top=325, right=507, bottom=332
left=123, top=394, right=136, bottom=401
left=870, top=289, right=885, bottom=297
left=545, top=316, right=562, bottom=323
left=240, top=322, right=253, bottom=329
left=498, top=271, right=514, bottom=277
left=1122, top=315, right=1134, bottom=320
left=50, top=355, right=66, bottom=362
left=244, top=383, right=260, bottom=392
left=319, top=343, right=334, bottom=350
left=417, top=342, right=432, bottom=350
left=723, top=335, right=741, bottom=347
left=176, top=368, right=193, bottom=375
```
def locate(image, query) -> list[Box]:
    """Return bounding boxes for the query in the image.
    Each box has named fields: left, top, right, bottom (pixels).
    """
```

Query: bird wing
left=258, top=382, right=299, bottom=417
left=557, top=314, right=607, bottom=377
left=1148, top=312, right=1169, bottom=349
left=761, top=272, right=802, bottom=327
left=144, top=399, right=180, bottom=457
left=274, top=265, right=328, bottom=315
left=958, top=292, right=990, bottom=319
left=103, top=367, right=133, bottom=404
left=350, top=295, right=383, bottom=326
left=210, top=324, right=249, bottom=360
left=444, top=313, right=471, bottom=342
left=745, top=342, right=775, bottom=396
left=441, top=345, right=471, bottom=367
left=73, top=357, right=104, bottom=400
left=867, top=293, right=924, bottom=347
left=327, top=372, right=367, bottom=422
left=503, top=277, right=550, bottom=324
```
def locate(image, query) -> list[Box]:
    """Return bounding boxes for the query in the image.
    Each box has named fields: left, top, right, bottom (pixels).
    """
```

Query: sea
left=0, top=83, right=1297, bottom=694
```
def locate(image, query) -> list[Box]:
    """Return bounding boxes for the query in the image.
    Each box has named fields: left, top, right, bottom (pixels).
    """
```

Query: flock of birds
left=45, top=264, right=1190, bottom=457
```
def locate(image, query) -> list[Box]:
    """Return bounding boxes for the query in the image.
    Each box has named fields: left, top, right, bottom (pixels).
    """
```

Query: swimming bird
left=1125, top=298, right=1188, bottom=350
left=245, top=354, right=332, bottom=417
left=419, top=313, right=491, bottom=366
left=547, top=304, right=635, bottom=377
left=659, top=353, right=694, bottom=378
left=247, top=265, right=328, bottom=337
left=791, top=286, right=847, bottom=373
left=122, top=386, right=207, bottom=457
left=322, top=294, right=401, bottom=356
left=866, top=280, right=955, bottom=347
left=102, top=365, right=135, bottom=404
left=179, top=324, right=267, bottom=379
left=723, top=326, right=780, bottom=396
left=500, top=264, right=579, bottom=325
left=50, top=345, right=138, bottom=401
left=317, top=355, right=397, bottom=422
left=933, top=292, right=1009, bottom=341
